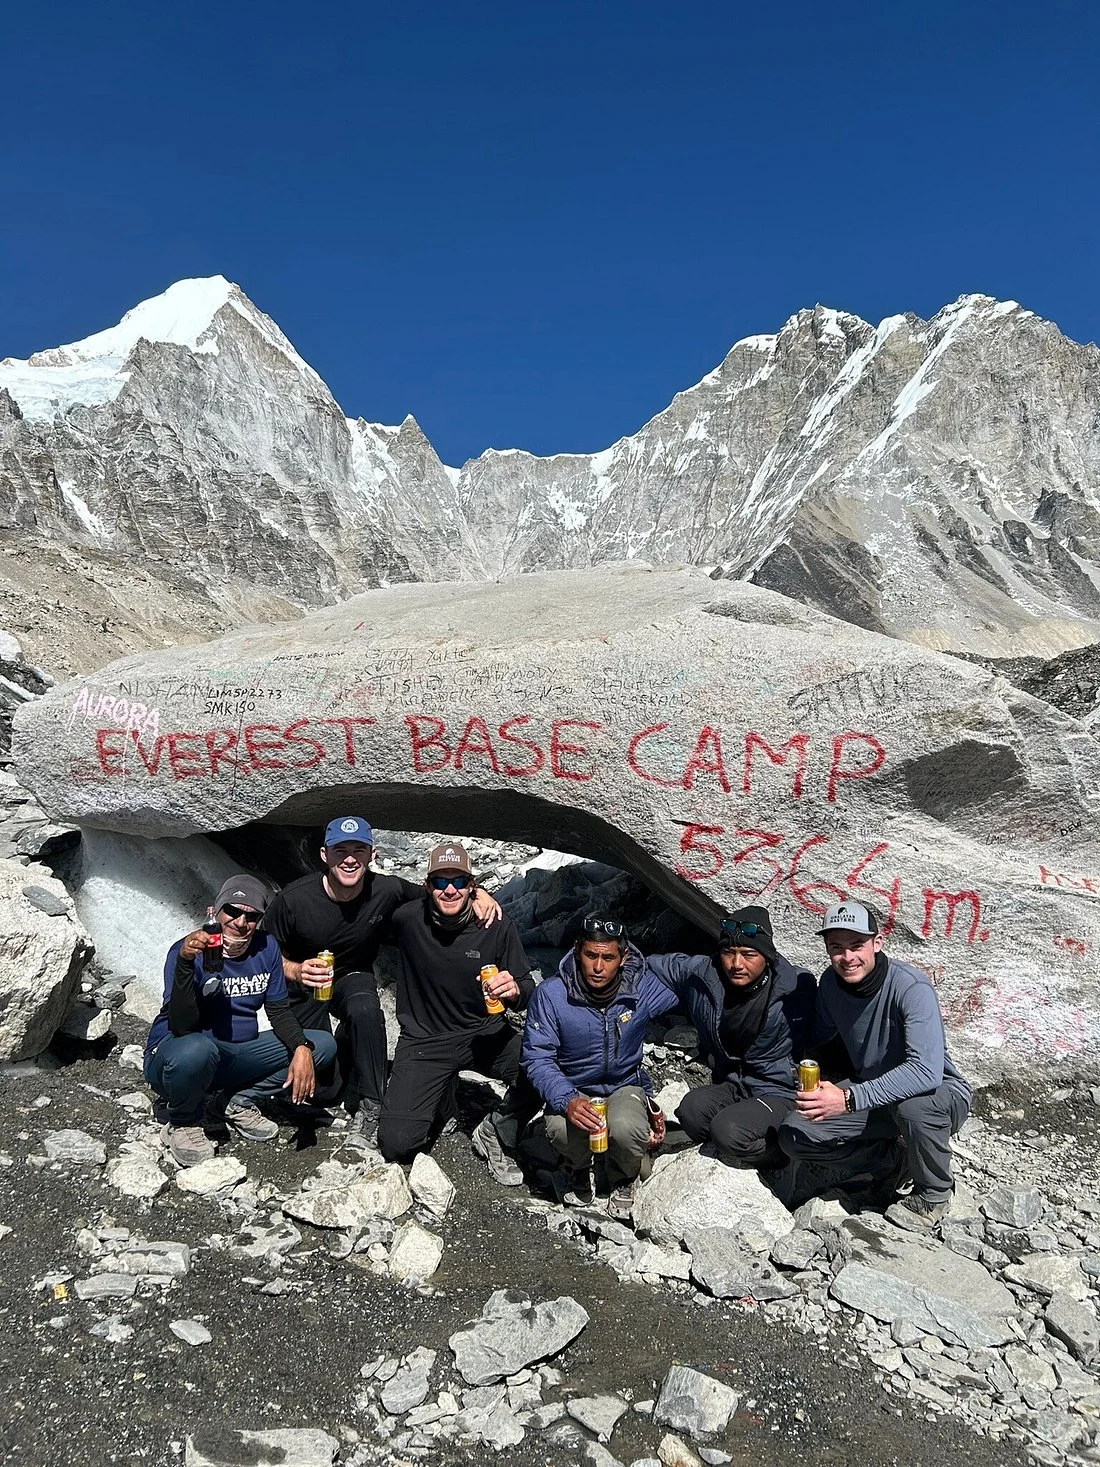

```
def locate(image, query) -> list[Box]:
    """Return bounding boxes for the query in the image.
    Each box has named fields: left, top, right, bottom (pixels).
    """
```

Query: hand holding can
left=589, top=1097, right=609, bottom=1153
left=479, top=964, right=505, bottom=1015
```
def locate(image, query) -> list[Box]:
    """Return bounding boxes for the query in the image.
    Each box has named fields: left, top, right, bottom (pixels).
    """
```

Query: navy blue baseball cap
left=324, top=816, right=374, bottom=847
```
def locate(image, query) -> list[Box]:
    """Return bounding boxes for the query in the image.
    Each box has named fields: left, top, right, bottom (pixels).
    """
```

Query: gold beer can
left=480, top=964, right=505, bottom=1015
left=797, top=1058, right=820, bottom=1091
left=315, top=949, right=335, bottom=1002
left=589, top=1097, right=609, bottom=1154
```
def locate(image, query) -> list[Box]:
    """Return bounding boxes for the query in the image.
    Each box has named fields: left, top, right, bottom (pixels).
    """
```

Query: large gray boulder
left=13, top=564, right=1100, bottom=1058
left=634, top=1150, right=794, bottom=1252
left=449, top=1290, right=589, bottom=1385
left=0, top=859, right=92, bottom=1060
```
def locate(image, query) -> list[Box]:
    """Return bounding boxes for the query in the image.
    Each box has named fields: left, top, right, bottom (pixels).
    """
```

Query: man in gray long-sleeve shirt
left=777, top=901, right=971, bottom=1232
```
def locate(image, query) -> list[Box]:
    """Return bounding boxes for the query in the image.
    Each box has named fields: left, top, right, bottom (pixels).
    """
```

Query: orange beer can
left=480, top=964, right=505, bottom=1015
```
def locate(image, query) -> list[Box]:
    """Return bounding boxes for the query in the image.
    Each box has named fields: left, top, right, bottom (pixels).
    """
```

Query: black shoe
left=350, top=1101, right=381, bottom=1146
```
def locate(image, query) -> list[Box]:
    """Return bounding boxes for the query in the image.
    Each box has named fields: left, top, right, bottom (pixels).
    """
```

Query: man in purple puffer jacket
left=522, top=915, right=676, bottom=1219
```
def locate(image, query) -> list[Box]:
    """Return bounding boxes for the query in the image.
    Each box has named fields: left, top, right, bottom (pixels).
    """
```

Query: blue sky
left=2, top=1, right=1098, bottom=465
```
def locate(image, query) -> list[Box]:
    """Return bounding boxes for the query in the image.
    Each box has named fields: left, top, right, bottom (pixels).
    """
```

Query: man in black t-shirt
left=377, top=841, right=540, bottom=1185
left=264, top=816, right=499, bottom=1143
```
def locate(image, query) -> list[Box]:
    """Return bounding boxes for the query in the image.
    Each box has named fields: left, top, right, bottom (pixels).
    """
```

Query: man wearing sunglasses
left=647, top=905, right=815, bottom=1174
left=777, top=901, right=972, bottom=1231
left=144, top=876, right=337, bottom=1168
left=377, top=842, right=537, bottom=1184
left=522, top=914, right=675, bottom=1218
left=265, top=817, right=500, bottom=1144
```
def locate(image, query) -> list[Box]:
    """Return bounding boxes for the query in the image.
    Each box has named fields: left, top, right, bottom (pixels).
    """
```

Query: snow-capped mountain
left=2, top=277, right=1099, bottom=664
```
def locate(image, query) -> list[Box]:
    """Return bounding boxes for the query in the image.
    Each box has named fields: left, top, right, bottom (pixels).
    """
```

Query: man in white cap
left=777, top=901, right=971, bottom=1230
left=264, top=817, right=499, bottom=1143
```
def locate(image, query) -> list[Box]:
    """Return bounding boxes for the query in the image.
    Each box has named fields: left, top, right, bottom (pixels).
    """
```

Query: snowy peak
left=0, top=276, right=324, bottom=421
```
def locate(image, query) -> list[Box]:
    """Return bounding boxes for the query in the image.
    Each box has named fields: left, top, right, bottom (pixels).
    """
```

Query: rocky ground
left=2, top=1002, right=1099, bottom=1467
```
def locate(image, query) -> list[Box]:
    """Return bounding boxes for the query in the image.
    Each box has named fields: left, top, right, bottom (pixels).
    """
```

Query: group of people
left=144, top=815, right=971, bottom=1232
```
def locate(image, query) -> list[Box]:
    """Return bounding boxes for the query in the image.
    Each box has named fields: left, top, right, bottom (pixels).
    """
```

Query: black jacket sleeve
left=168, top=954, right=202, bottom=1037
left=501, top=921, right=535, bottom=1009
left=263, top=998, right=309, bottom=1056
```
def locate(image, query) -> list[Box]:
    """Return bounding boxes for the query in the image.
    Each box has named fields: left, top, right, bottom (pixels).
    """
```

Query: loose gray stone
left=584, top=1444, right=626, bottom=1467
left=1004, top=1253, right=1088, bottom=1300
left=380, top=1346, right=436, bottom=1415
left=830, top=1260, right=1015, bottom=1348
left=685, top=1226, right=796, bottom=1300
left=89, top=1315, right=134, bottom=1343
left=57, top=1001, right=112, bottom=1042
left=386, top=1220, right=443, bottom=1283
left=105, top=1155, right=169, bottom=1199
left=74, top=1274, right=139, bottom=1301
left=982, top=1184, right=1044, bottom=1229
left=654, top=1365, right=739, bottom=1437
left=770, top=1227, right=824, bottom=1270
left=176, top=1156, right=246, bottom=1195
left=21, top=883, right=69, bottom=918
left=43, top=1129, right=106, bottom=1165
left=699, top=1451, right=733, bottom=1466
left=282, top=1161, right=411, bottom=1228
left=408, top=1152, right=456, bottom=1219
left=170, top=1319, right=212, bottom=1346
left=833, top=1213, right=1016, bottom=1347
left=567, top=1394, right=629, bottom=1440
left=449, top=1290, right=589, bottom=1385
left=1044, top=1291, right=1100, bottom=1364
left=184, top=1428, right=338, bottom=1466
left=108, top=1241, right=191, bottom=1278
left=635, top=1150, right=792, bottom=1252
left=622, top=1241, right=693, bottom=1280
left=478, top=1400, right=526, bottom=1448
left=657, top=1432, right=706, bottom=1467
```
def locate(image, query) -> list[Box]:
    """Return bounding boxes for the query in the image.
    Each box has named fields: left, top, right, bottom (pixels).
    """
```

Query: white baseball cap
left=817, top=901, right=879, bottom=937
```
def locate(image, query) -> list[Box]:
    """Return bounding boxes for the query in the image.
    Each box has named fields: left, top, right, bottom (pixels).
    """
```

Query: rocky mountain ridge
left=3, top=278, right=1100, bottom=673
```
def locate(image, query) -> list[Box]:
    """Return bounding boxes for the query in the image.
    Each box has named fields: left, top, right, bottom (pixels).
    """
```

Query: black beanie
left=717, top=905, right=777, bottom=964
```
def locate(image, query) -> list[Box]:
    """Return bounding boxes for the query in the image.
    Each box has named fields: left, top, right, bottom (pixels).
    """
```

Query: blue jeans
left=144, top=1029, right=338, bottom=1126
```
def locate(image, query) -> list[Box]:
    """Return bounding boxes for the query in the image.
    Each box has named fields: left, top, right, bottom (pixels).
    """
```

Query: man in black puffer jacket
left=647, top=905, right=815, bottom=1169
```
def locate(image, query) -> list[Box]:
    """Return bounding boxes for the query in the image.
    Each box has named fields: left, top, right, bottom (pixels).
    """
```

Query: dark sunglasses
left=223, top=904, right=260, bottom=922
left=582, top=916, right=625, bottom=939
left=719, top=918, right=768, bottom=943
left=429, top=874, right=471, bottom=891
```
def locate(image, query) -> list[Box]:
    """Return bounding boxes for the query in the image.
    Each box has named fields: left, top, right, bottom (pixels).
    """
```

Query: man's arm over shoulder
left=166, top=938, right=202, bottom=1037
left=850, top=969, right=946, bottom=1110
left=520, top=983, right=575, bottom=1114
left=499, top=918, right=535, bottom=1008
left=645, top=951, right=706, bottom=999
left=779, top=960, right=817, bottom=1059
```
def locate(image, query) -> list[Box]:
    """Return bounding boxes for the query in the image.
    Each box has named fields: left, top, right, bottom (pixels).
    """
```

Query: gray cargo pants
left=545, top=1085, right=652, bottom=1186
left=777, top=1081, right=969, bottom=1204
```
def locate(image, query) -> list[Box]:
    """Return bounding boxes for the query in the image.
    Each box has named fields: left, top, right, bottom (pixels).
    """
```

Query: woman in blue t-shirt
left=144, top=875, right=336, bottom=1169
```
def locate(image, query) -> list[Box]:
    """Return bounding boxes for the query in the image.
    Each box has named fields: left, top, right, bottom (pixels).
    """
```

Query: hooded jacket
left=646, top=951, right=815, bottom=1097
left=521, top=940, right=678, bottom=1114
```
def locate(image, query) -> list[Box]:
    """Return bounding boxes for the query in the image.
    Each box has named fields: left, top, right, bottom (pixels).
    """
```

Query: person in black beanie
left=648, top=905, right=815, bottom=1170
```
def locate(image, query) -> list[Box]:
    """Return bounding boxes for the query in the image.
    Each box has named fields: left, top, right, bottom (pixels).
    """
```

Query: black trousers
left=378, top=1023, right=541, bottom=1164
left=292, top=971, right=387, bottom=1113
left=677, top=1080, right=794, bottom=1168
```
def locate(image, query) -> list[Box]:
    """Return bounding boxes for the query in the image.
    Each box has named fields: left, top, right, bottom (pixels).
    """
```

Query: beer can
left=798, top=1058, right=820, bottom=1091
left=315, top=949, right=335, bottom=1002
left=480, top=963, right=505, bottom=1015
left=589, top=1097, right=609, bottom=1154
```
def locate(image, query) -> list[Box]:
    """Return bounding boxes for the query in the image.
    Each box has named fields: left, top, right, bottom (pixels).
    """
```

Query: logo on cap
left=340, top=818, right=359, bottom=833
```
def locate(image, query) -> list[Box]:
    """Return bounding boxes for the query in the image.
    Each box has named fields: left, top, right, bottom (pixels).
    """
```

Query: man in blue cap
left=264, top=817, right=499, bottom=1142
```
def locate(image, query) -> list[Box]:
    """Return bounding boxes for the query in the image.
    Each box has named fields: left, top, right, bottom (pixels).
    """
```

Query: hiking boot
left=349, top=1100, right=382, bottom=1147
left=607, top=1178, right=638, bottom=1220
left=161, top=1123, right=216, bottom=1168
left=559, top=1162, right=596, bottom=1208
left=224, top=1099, right=280, bottom=1143
left=471, top=1117, right=524, bottom=1186
left=885, top=1191, right=950, bottom=1233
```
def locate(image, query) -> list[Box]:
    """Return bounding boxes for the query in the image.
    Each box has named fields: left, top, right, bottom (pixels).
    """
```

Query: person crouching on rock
left=777, top=901, right=972, bottom=1231
left=377, top=841, right=539, bottom=1185
left=647, top=905, right=815, bottom=1171
left=522, top=915, right=674, bottom=1219
left=143, top=876, right=337, bottom=1169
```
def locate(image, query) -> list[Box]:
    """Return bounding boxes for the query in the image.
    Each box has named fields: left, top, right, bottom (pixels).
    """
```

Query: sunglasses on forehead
left=582, top=916, right=625, bottom=939
left=223, top=904, right=260, bottom=922
left=429, top=874, right=472, bottom=891
left=719, top=919, right=767, bottom=942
